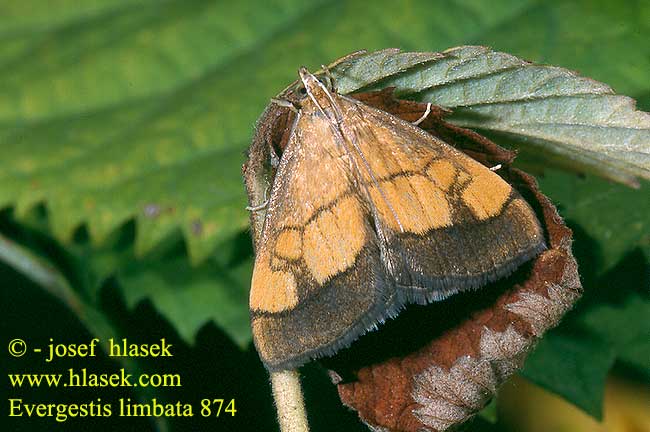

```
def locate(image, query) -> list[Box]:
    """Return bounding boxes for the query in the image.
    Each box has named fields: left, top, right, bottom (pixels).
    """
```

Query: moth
left=248, top=67, right=545, bottom=371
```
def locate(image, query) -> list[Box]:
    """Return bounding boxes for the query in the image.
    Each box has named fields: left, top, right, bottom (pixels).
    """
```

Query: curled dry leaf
left=244, top=83, right=583, bottom=432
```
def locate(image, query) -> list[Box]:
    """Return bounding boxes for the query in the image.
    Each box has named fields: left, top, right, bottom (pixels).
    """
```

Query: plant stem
left=270, top=369, right=310, bottom=432
left=0, top=232, right=82, bottom=312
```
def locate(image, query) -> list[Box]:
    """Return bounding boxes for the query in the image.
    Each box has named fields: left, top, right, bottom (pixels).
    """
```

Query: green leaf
left=322, top=46, right=650, bottom=187
left=0, top=103, right=249, bottom=264
left=521, top=332, right=616, bottom=420
left=578, top=292, right=650, bottom=377
left=477, top=398, right=498, bottom=424
left=118, top=234, right=253, bottom=347
left=538, top=171, right=650, bottom=272
left=0, top=0, right=324, bottom=122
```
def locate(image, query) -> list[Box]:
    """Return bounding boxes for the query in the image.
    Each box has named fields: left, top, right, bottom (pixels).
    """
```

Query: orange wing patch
left=303, top=195, right=366, bottom=284
left=369, top=175, right=452, bottom=233
left=274, top=229, right=302, bottom=260
left=426, top=159, right=457, bottom=191
left=460, top=157, right=512, bottom=220
left=250, top=259, right=298, bottom=312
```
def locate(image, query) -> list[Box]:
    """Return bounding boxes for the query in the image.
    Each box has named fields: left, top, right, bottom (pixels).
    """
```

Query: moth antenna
left=412, top=103, right=432, bottom=126
left=270, top=97, right=299, bottom=114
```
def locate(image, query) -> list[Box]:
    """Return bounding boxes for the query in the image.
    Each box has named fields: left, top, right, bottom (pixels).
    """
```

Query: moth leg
left=271, top=97, right=299, bottom=114
left=246, top=186, right=270, bottom=212
left=412, top=102, right=432, bottom=126
left=489, top=164, right=503, bottom=172
left=269, top=144, right=280, bottom=168
left=246, top=200, right=269, bottom=212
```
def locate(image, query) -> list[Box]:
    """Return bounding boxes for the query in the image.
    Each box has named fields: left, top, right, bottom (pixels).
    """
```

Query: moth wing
left=339, top=95, right=546, bottom=301
left=249, top=110, right=394, bottom=370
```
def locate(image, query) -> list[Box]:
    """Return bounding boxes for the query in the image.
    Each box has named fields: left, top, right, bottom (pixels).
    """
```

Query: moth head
left=297, top=67, right=339, bottom=118
left=298, top=66, right=325, bottom=93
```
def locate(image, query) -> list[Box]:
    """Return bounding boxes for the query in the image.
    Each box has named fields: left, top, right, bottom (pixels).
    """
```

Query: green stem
left=0, top=232, right=83, bottom=313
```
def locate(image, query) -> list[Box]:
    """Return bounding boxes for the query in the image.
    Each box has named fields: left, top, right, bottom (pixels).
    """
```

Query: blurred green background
left=1, top=1, right=649, bottom=431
